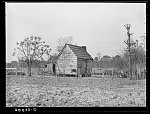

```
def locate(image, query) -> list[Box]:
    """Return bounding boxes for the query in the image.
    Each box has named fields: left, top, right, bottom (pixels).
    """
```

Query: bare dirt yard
left=6, top=75, right=146, bottom=107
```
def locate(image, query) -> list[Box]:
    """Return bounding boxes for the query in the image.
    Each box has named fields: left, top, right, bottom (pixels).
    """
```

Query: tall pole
left=124, top=24, right=132, bottom=79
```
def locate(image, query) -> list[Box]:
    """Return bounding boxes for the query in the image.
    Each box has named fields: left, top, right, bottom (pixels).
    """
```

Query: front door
left=53, top=64, right=56, bottom=74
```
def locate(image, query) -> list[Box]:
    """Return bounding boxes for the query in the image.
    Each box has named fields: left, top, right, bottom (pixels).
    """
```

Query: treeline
left=93, top=55, right=128, bottom=70
left=6, top=60, right=47, bottom=68
left=93, top=41, right=146, bottom=79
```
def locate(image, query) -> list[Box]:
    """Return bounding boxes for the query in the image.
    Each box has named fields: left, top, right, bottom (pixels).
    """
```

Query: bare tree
left=96, top=52, right=102, bottom=61
left=124, top=24, right=136, bottom=79
left=56, top=36, right=73, bottom=53
left=13, top=36, right=51, bottom=76
left=96, top=52, right=102, bottom=68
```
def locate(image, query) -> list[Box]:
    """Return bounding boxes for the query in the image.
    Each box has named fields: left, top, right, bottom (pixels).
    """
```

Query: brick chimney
left=82, top=46, right=86, bottom=50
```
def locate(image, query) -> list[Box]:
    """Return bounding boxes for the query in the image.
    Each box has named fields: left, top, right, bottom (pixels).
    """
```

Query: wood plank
left=56, top=45, right=77, bottom=75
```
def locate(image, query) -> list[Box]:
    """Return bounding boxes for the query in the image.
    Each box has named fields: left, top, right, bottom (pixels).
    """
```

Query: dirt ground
left=6, top=75, right=146, bottom=107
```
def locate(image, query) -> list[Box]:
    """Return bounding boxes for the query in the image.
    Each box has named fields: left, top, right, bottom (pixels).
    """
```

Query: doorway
left=53, top=64, right=56, bottom=74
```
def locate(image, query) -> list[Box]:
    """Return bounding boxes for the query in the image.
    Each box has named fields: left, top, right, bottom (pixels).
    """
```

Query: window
left=72, top=69, right=76, bottom=72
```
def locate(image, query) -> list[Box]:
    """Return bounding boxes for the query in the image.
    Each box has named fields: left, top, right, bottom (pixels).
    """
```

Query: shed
left=45, top=55, right=57, bottom=75
left=56, top=44, right=93, bottom=77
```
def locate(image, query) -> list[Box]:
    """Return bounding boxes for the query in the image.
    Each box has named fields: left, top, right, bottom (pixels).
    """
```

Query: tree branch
left=21, top=44, right=27, bottom=58
left=36, top=49, right=47, bottom=60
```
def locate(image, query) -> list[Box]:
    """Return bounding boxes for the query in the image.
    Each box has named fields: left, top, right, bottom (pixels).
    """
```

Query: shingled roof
left=57, top=44, right=93, bottom=60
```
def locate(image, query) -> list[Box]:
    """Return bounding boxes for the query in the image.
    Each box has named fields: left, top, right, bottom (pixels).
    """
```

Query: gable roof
left=57, top=44, right=93, bottom=60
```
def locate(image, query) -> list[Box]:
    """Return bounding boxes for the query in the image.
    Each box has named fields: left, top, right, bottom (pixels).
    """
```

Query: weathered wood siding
left=77, top=58, right=93, bottom=75
left=45, top=64, right=53, bottom=74
left=56, top=45, right=77, bottom=75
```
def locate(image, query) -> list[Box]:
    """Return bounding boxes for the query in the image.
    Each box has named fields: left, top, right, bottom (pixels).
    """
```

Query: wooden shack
left=56, top=44, right=93, bottom=77
left=45, top=55, right=57, bottom=75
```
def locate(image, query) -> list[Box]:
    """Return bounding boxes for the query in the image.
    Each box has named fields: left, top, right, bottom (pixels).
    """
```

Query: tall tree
left=13, top=36, right=51, bottom=76
left=124, top=24, right=136, bottom=79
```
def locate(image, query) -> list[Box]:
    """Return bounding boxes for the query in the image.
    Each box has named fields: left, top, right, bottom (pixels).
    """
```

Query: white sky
left=6, top=3, right=146, bottom=63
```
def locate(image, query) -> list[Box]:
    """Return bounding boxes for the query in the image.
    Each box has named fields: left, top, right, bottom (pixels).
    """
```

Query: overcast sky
left=6, top=3, right=146, bottom=63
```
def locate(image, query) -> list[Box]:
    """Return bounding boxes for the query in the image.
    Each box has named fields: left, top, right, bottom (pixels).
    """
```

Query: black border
left=1, top=1, right=148, bottom=112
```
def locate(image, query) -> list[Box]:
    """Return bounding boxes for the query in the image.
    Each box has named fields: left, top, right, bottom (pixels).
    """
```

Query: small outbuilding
left=45, top=55, right=57, bottom=75
left=56, top=44, right=93, bottom=77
